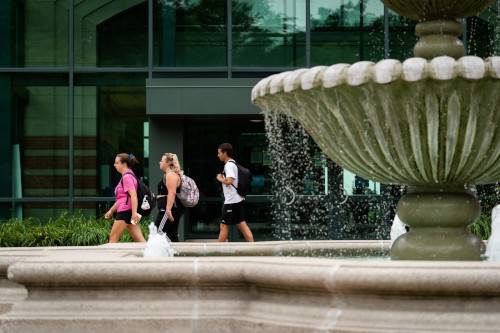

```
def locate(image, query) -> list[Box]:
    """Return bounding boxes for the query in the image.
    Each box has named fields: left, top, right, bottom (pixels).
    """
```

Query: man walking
left=216, top=143, right=254, bottom=242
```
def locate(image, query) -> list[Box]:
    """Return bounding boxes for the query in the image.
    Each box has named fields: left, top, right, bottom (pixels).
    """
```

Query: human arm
left=216, top=173, right=234, bottom=185
left=165, top=172, right=179, bottom=222
left=217, top=162, right=237, bottom=186
left=127, top=188, right=141, bottom=223
left=104, top=202, right=117, bottom=219
left=122, top=174, right=141, bottom=223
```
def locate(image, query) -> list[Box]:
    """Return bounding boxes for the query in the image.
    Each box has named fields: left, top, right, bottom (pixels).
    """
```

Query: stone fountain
left=252, top=0, right=500, bottom=260
left=4, top=2, right=500, bottom=332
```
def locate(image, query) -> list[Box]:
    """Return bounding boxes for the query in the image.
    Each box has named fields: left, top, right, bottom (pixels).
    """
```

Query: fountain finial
left=382, top=0, right=495, bottom=59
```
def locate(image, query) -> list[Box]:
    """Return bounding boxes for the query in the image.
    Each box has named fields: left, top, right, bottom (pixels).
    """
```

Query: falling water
left=143, top=223, right=175, bottom=257
left=390, top=214, right=407, bottom=246
left=263, top=110, right=400, bottom=242
left=486, top=204, right=500, bottom=261
left=264, top=111, right=333, bottom=240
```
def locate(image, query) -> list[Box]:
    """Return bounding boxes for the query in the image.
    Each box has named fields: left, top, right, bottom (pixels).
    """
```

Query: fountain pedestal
left=392, top=187, right=484, bottom=260
left=414, top=20, right=465, bottom=59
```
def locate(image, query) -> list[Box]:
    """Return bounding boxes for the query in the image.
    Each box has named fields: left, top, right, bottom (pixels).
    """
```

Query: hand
left=166, top=210, right=174, bottom=223
left=104, top=210, right=113, bottom=220
left=216, top=174, right=225, bottom=183
left=131, top=212, right=141, bottom=224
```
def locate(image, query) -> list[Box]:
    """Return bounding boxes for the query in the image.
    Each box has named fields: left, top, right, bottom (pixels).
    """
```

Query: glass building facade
left=1, top=0, right=500, bottom=240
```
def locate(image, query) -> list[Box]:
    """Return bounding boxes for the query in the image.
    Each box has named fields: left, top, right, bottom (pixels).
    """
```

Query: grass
left=0, top=212, right=150, bottom=247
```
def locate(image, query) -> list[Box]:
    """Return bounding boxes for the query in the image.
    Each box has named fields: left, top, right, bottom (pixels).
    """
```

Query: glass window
left=0, top=0, right=68, bottom=67
left=388, top=10, right=416, bottom=60
left=74, top=201, right=113, bottom=218
left=466, top=5, right=500, bottom=58
left=154, top=0, right=227, bottom=67
left=0, top=74, right=69, bottom=198
left=75, top=0, right=147, bottom=67
left=232, top=0, right=306, bottom=67
left=74, top=74, right=147, bottom=209
left=0, top=203, right=12, bottom=220
left=343, top=170, right=380, bottom=196
left=183, top=116, right=272, bottom=240
left=334, top=195, right=390, bottom=239
left=23, top=202, right=68, bottom=222
left=311, top=0, right=384, bottom=65
left=0, top=77, right=13, bottom=200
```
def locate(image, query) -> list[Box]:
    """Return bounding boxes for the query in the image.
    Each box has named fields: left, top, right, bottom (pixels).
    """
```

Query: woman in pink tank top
left=104, top=153, right=146, bottom=243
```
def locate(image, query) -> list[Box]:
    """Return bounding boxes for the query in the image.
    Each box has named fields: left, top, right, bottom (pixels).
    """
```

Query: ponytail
left=117, top=153, right=139, bottom=168
left=163, top=153, right=183, bottom=176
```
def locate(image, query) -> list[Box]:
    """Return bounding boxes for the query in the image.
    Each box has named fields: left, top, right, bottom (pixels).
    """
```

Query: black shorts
left=221, top=201, right=246, bottom=225
left=115, top=210, right=132, bottom=224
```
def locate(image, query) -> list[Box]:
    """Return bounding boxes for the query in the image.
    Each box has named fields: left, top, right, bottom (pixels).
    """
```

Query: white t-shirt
left=222, top=159, right=244, bottom=204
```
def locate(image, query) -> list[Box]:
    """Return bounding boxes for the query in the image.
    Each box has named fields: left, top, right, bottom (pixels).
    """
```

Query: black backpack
left=227, top=160, right=252, bottom=197
left=121, top=172, right=156, bottom=216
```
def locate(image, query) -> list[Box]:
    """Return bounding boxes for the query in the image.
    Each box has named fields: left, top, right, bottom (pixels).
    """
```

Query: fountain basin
left=1, top=250, right=500, bottom=332
left=253, top=56, right=500, bottom=186
left=382, top=0, right=495, bottom=20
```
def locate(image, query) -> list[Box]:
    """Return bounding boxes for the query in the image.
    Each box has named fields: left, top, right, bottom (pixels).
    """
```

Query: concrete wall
left=146, top=79, right=260, bottom=115
left=149, top=116, right=185, bottom=240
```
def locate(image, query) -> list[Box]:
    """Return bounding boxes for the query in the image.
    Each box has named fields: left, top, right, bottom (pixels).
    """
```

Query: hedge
left=0, top=213, right=150, bottom=247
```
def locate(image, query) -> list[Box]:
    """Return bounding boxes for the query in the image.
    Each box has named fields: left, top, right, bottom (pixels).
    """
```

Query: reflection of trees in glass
left=388, top=11, right=416, bottom=60
left=233, top=0, right=286, bottom=53
left=234, top=0, right=290, bottom=32
left=161, top=0, right=226, bottom=32
left=311, top=0, right=384, bottom=63
left=312, top=1, right=382, bottom=30
left=156, top=0, right=227, bottom=66
left=232, top=0, right=305, bottom=67
left=312, top=1, right=361, bottom=28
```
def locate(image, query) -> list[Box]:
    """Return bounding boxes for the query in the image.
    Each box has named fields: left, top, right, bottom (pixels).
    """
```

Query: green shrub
left=469, top=186, right=499, bottom=240
left=0, top=213, right=150, bottom=247
left=469, top=213, right=492, bottom=240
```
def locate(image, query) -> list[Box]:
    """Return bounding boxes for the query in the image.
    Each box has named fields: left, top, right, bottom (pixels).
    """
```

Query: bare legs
left=237, top=222, right=254, bottom=242
left=217, top=221, right=254, bottom=242
left=108, top=220, right=146, bottom=243
left=218, top=223, right=229, bottom=242
left=127, top=224, right=147, bottom=242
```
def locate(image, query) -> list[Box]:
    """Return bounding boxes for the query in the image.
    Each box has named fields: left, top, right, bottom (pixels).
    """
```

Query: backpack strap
left=226, top=160, right=238, bottom=190
left=165, top=170, right=181, bottom=188
left=120, top=171, right=137, bottom=205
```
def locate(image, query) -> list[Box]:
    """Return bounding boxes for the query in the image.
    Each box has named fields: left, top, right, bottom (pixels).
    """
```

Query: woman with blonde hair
left=104, top=153, right=146, bottom=243
left=155, top=153, right=185, bottom=241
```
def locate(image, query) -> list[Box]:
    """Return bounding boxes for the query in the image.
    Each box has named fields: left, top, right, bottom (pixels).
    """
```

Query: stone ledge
left=6, top=257, right=500, bottom=296
left=2, top=243, right=500, bottom=332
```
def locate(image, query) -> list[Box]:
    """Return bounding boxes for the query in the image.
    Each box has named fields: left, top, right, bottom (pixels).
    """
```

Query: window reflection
left=0, top=0, right=68, bottom=67
left=74, top=75, right=147, bottom=203
left=232, top=0, right=306, bottom=67
left=388, top=10, right=416, bottom=60
left=343, top=170, right=380, bottom=196
left=2, top=75, right=70, bottom=198
left=311, top=0, right=384, bottom=65
left=154, top=0, right=227, bottom=67
left=75, top=1, right=147, bottom=67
